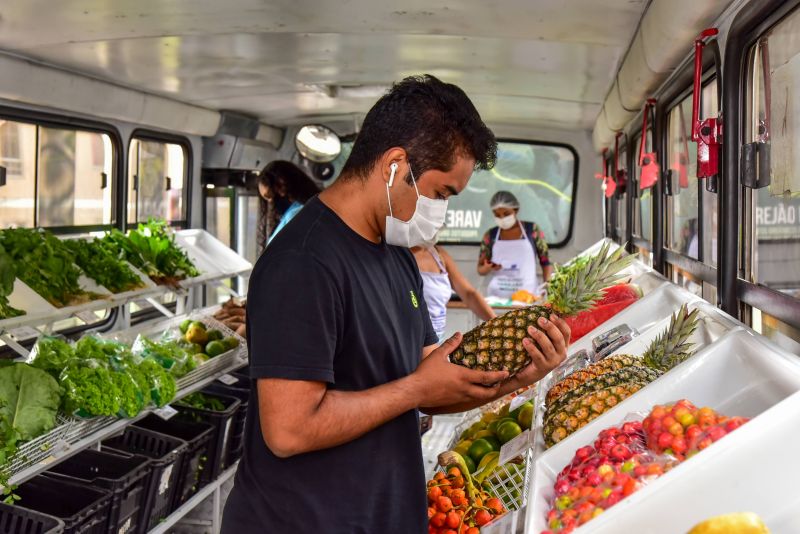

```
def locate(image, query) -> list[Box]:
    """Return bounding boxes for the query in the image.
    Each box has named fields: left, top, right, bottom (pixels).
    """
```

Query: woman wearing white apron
left=412, top=245, right=496, bottom=342
left=478, top=191, right=553, bottom=299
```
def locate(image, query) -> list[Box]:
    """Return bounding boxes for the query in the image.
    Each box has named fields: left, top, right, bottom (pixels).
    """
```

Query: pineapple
left=543, top=382, right=648, bottom=447
left=542, top=304, right=700, bottom=448
left=450, top=243, right=634, bottom=375
left=545, top=304, right=699, bottom=408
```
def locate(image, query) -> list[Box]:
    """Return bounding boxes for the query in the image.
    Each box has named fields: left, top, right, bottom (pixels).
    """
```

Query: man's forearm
left=264, top=375, right=421, bottom=457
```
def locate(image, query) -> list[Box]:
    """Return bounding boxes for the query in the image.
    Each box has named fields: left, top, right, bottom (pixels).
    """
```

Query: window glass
left=634, top=132, right=653, bottom=242
left=666, top=81, right=717, bottom=261
left=37, top=127, right=113, bottom=227
left=438, top=142, right=575, bottom=244
left=128, top=138, right=187, bottom=224
left=205, top=191, right=232, bottom=248
left=749, top=13, right=800, bottom=299
left=0, top=120, right=36, bottom=227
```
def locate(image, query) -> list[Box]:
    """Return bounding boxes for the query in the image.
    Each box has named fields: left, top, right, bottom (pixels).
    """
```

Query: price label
left=481, top=510, right=517, bottom=534
left=217, top=374, right=240, bottom=386
left=154, top=405, right=178, bottom=420
left=75, top=310, right=98, bottom=324
left=7, top=326, right=40, bottom=340
left=509, top=388, right=536, bottom=412
left=499, top=429, right=531, bottom=465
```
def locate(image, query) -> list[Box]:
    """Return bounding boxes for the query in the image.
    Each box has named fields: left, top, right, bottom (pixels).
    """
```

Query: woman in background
left=412, top=244, right=495, bottom=342
left=257, top=160, right=321, bottom=247
left=477, top=190, right=552, bottom=299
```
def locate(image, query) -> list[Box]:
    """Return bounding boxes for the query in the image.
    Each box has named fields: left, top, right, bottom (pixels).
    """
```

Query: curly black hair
left=340, top=74, right=496, bottom=184
left=258, top=160, right=321, bottom=204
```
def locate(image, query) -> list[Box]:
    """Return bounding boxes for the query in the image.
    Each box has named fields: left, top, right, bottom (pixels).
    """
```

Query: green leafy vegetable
left=0, top=363, right=61, bottom=440
left=101, top=219, right=199, bottom=286
left=177, top=392, right=226, bottom=412
left=0, top=245, right=23, bottom=320
left=138, top=359, right=177, bottom=407
left=63, top=238, right=145, bottom=294
left=134, top=336, right=196, bottom=378
left=60, top=358, right=122, bottom=417
left=0, top=228, right=89, bottom=307
left=30, top=336, right=75, bottom=379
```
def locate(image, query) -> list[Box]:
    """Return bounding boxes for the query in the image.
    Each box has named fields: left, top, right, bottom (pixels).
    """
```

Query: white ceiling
left=0, top=0, right=647, bottom=131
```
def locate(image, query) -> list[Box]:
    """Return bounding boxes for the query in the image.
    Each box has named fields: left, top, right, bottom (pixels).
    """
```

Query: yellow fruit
left=687, top=513, right=770, bottom=534
left=481, top=411, right=501, bottom=424
left=477, top=451, right=499, bottom=472
left=454, top=440, right=472, bottom=458
left=185, top=324, right=208, bottom=345
left=474, top=429, right=496, bottom=441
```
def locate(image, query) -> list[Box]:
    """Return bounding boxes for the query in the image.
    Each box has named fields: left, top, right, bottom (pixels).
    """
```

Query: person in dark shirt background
left=222, top=74, right=570, bottom=533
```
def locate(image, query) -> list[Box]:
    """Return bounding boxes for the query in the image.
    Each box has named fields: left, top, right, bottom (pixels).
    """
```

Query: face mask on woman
left=495, top=213, right=516, bottom=230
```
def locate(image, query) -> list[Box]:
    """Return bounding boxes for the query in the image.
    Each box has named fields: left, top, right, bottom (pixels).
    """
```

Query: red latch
left=638, top=98, right=659, bottom=189
left=692, top=28, right=721, bottom=179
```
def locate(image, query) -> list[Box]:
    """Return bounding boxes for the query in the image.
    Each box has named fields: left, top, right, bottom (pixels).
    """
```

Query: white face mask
left=385, top=165, right=448, bottom=248
left=495, top=213, right=517, bottom=230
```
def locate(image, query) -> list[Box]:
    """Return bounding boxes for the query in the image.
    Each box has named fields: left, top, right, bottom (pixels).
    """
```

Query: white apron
left=419, top=247, right=452, bottom=342
left=486, top=222, right=539, bottom=299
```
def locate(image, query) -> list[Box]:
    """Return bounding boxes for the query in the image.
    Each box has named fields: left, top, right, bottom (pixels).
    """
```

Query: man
left=222, top=75, right=570, bottom=533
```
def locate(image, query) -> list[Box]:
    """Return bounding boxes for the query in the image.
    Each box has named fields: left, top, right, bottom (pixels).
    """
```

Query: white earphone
left=388, top=162, right=398, bottom=187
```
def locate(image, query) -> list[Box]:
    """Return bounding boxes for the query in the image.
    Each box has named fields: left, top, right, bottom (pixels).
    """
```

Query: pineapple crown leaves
left=548, top=242, right=636, bottom=315
left=642, top=304, right=701, bottom=371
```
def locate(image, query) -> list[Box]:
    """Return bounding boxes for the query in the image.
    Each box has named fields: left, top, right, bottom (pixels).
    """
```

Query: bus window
left=745, top=10, right=800, bottom=347
left=128, top=138, right=187, bottom=226
left=436, top=141, right=576, bottom=246
left=0, top=120, right=113, bottom=229
left=632, top=132, right=653, bottom=265
left=0, top=120, right=36, bottom=227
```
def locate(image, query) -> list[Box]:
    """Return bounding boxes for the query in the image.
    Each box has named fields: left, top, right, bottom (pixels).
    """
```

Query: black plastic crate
left=133, top=415, right=214, bottom=510
left=175, top=392, right=241, bottom=481
left=103, top=426, right=187, bottom=531
left=0, top=501, right=64, bottom=534
left=15, top=475, right=111, bottom=534
left=44, top=449, right=150, bottom=534
left=205, top=382, right=249, bottom=465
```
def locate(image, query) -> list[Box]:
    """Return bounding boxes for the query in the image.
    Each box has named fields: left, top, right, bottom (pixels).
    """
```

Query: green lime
left=463, top=455, right=476, bottom=474
left=222, top=336, right=240, bottom=350
left=497, top=421, right=523, bottom=444
left=483, top=435, right=502, bottom=452
left=190, top=321, right=207, bottom=331
left=205, top=340, right=227, bottom=358
left=206, top=329, right=223, bottom=341
left=179, top=319, right=192, bottom=334
left=510, top=400, right=533, bottom=420
left=467, top=439, right=494, bottom=464
left=518, top=403, right=534, bottom=430
left=191, top=353, right=209, bottom=366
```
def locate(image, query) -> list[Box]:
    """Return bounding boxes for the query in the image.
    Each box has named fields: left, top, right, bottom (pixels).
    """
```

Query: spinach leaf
left=0, top=363, right=62, bottom=441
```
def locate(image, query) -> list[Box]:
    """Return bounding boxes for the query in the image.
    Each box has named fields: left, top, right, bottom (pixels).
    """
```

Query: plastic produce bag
left=137, top=358, right=177, bottom=407
left=28, top=335, right=75, bottom=379
left=59, top=357, right=124, bottom=418
left=132, top=334, right=196, bottom=378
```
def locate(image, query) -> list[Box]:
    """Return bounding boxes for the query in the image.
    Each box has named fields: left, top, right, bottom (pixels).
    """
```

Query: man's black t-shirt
left=222, top=197, right=438, bottom=533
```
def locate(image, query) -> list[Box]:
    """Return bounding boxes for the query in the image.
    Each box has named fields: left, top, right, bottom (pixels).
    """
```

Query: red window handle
left=692, top=28, right=721, bottom=179
left=638, top=98, right=659, bottom=189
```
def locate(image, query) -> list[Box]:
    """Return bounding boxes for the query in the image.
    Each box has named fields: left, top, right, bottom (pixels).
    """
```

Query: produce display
left=213, top=298, right=247, bottom=337
left=426, top=451, right=507, bottom=533
left=540, top=400, right=749, bottom=533
left=452, top=243, right=634, bottom=375
left=0, top=228, right=91, bottom=308
left=177, top=392, right=227, bottom=412
left=63, top=238, right=145, bottom=293
left=0, top=245, right=23, bottom=319
left=543, top=305, right=699, bottom=447
left=101, top=219, right=199, bottom=286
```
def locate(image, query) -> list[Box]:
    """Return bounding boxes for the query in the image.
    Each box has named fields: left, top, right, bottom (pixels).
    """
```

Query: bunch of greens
left=60, top=358, right=122, bottom=417
left=0, top=228, right=88, bottom=307
left=0, top=245, right=23, bottom=320
left=0, top=363, right=62, bottom=490
left=138, top=359, right=177, bottom=407
left=101, top=219, right=199, bottom=286
left=29, top=336, right=75, bottom=379
left=64, top=238, right=144, bottom=294
left=133, top=336, right=197, bottom=378
left=177, top=392, right=226, bottom=412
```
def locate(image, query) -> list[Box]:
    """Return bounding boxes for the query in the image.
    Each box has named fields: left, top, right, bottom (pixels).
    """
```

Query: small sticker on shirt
left=409, top=290, right=419, bottom=308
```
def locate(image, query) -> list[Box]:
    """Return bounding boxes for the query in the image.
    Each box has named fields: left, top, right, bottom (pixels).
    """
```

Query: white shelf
left=148, top=462, right=239, bottom=534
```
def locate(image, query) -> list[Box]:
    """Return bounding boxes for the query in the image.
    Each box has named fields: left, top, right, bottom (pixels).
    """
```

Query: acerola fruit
left=668, top=422, right=684, bottom=436
left=671, top=436, right=687, bottom=454
left=623, top=478, right=638, bottom=496
left=657, top=432, right=673, bottom=449
left=428, top=486, right=443, bottom=502
left=445, top=511, right=461, bottom=529
left=437, top=496, right=453, bottom=513
left=486, top=498, right=504, bottom=514
left=431, top=512, right=446, bottom=527
left=474, top=509, right=492, bottom=526
left=597, top=464, right=614, bottom=476
left=707, top=426, right=727, bottom=442
left=587, top=473, right=602, bottom=486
